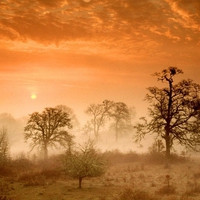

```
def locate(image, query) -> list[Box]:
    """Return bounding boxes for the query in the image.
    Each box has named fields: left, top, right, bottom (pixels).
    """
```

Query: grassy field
left=1, top=152, right=200, bottom=200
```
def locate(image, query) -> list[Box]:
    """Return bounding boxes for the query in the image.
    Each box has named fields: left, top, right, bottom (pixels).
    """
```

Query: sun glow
left=31, top=94, right=37, bottom=99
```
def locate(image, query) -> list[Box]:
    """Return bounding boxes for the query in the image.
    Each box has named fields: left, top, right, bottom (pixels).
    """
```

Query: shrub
left=36, top=154, right=63, bottom=170
left=0, top=196, right=13, bottom=200
left=41, top=168, right=61, bottom=179
left=0, top=166, right=13, bottom=177
left=18, top=171, right=46, bottom=187
left=11, top=157, right=35, bottom=173
left=105, top=150, right=140, bottom=165
left=157, top=185, right=176, bottom=195
left=185, top=175, right=200, bottom=196
left=139, top=153, right=165, bottom=165
left=0, top=179, right=14, bottom=200
left=169, top=153, right=189, bottom=164
left=0, top=181, right=11, bottom=195
left=114, top=188, right=158, bottom=200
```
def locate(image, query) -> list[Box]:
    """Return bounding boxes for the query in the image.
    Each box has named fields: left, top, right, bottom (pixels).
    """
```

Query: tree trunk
left=116, top=124, right=118, bottom=142
left=165, top=76, right=173, bottom=164
left=78, top=177, right=83, bottom=189
left=165, top=135, right=171, bottom=164
left=43, top=144, right=48, bottom=161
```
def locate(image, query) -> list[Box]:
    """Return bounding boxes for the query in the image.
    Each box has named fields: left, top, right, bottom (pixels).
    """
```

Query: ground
left=1, top=155, right=200, bottom=200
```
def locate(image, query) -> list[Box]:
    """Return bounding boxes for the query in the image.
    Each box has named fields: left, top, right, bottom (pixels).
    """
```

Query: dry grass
left=0, top=153, right=200, bottom=200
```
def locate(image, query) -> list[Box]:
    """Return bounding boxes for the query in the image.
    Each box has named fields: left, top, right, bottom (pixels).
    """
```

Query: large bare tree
left=134, top=67, right=200, bottom=161
left=24, top=107, right=73, bottom=160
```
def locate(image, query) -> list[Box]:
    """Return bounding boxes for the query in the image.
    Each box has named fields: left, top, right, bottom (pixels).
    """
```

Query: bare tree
left=24, top=107, right=73, bottom=160
left=84, top=100, right=114, bottom=140
left=134, top=67, right=200, bottom=161
left=109, top=102, right=134, bottom=141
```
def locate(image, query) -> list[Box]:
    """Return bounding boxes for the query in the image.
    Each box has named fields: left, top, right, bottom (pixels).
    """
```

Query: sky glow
left=0, top=0, right=200, bottom=121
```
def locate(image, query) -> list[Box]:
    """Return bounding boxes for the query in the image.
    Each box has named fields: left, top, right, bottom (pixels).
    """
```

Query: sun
left=31, top=94, right=37, bottom=100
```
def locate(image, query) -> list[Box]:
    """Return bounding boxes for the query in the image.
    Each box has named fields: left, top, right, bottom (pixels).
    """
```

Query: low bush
left=169, top=153, right=190, bottom=164
left=18, top=171, right=46, bottom=187
left=114, top=188, right=158, bottom=200
left=0, top=196, right=13, bottom=200
left=105, top=150, right=140, bottom=165
left=157, top=185, right=176, bottom=195
left=0, top=166, right=13, bottom=177
left=185, top=176, right=200, bottom=196
left=41, top=168, right=61, bottom=179
left=11, top=157, right=35, bottom=173
left=36, top=154, right=63, bottom=170
left=0, top=180, right=12, bottom=195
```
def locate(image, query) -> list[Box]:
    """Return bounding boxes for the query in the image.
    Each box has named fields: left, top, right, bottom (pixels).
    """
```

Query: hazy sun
left=31, top=94, right=37, bottom=99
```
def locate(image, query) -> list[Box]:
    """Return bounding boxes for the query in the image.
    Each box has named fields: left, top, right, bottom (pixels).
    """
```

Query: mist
left=0, top=109, right=184, bottom=159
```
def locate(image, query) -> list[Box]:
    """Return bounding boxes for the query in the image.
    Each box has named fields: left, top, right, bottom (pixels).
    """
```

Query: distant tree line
left=22, top=67, right=200, bottom=163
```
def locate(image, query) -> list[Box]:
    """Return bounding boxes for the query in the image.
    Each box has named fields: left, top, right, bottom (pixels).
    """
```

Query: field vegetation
left=0, top=150, right=200, bottom=200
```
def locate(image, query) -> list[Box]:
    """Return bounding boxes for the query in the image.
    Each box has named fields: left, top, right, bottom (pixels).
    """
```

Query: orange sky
left=1, top=0, right=200, bottom=122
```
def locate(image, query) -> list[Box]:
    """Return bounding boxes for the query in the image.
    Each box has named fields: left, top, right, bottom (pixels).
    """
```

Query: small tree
left=24, top=107, right=73, bottom=161
left=64, top=141, right=106, bottom=188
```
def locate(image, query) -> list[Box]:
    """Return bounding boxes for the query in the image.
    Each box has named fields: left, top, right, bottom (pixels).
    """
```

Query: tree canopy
left=24, top=107, right=73, bottom=160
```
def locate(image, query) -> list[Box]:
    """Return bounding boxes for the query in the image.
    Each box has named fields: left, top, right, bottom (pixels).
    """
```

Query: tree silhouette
left=24, top=107, right=73, bottom=161
left=134, top=67, right=200, bottom=161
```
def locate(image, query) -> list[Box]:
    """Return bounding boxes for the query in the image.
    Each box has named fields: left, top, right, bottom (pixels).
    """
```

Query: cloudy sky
left=1, top=0, right=200, bottom=122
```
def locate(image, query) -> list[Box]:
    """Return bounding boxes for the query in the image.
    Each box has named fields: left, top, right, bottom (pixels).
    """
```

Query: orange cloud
left=0, top=0, right=199, bottom=68
left=0, top=0, right=198, bottom=44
